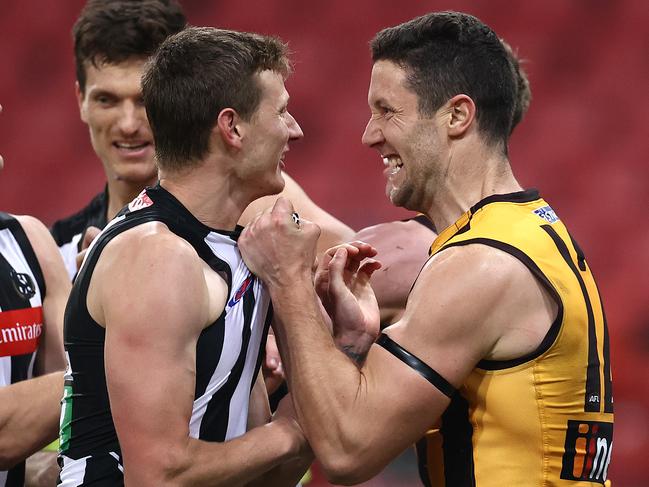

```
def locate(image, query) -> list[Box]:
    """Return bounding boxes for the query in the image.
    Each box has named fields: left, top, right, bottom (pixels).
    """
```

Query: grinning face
left=362, top=60, right=448, bottom=213
left=239, top=70, right=303, bottom=200
left=77, top=58, right=157, bottom=188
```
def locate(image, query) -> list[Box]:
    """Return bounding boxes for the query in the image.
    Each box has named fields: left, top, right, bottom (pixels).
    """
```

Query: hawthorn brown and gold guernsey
left=417, top=190, right=613, bottom=487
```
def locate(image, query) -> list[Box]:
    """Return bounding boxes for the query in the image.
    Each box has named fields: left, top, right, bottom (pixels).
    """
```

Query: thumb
left=81, top=226, right=101, bottom=250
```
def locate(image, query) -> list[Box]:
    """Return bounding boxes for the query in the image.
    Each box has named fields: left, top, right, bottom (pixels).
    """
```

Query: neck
left=424, top=145, right=523, bottom=232
left=106, top=177, right=157, bottom=221
left=158, top=159, right=252, bottom=231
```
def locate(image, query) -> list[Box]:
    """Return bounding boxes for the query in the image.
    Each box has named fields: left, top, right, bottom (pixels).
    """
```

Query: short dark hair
left=501, top=39, right=531, bottom=134
left=73, top=0, right=186, bottom=92
left=142, top=27, right=291, bottom=171
left=371, top=11, right=518, bottom=147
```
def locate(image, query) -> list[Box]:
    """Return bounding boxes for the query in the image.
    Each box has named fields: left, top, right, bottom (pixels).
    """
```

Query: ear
left=446, top=94, right=475, bottom=138
left=75, top=81, right=88, bottom=123
left=216, top=108, right=244, bottom=149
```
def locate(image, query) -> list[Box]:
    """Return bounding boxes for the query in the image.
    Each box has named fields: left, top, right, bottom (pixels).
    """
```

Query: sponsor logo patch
left=561, top=420, right=613, bottom=484
left=128, top=190, right=154, bottom=212
left=0, top=307, right=43, bottom=357
left=228, top=274, right=255, bottom=308
left=533, top=205, right=559, bottom=224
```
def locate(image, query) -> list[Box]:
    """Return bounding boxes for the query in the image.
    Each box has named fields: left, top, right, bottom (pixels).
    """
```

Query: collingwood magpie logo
left=10, top=269, right=36, bottom=300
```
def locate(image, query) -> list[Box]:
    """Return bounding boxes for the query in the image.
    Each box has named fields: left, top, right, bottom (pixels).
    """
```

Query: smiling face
left=239, top=70, right=303, bottom=199
left=362, top=60, right=448, bottom=212
left=77, top=58, right=156, bottom=188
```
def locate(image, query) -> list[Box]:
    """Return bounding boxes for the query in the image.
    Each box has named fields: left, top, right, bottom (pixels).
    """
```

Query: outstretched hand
left=315, top=241, right=381, bottom=362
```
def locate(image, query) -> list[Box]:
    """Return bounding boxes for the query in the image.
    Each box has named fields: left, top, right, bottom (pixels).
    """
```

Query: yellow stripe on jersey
left=420, top=190, right=613, bottom=487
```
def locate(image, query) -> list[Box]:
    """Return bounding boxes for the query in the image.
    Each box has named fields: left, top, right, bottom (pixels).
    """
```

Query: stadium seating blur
left=1, top=1, right=647, bottom=485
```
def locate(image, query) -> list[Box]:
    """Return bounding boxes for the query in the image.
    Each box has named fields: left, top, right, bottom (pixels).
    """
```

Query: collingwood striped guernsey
left=0, top=213, right=46, bottom=487
left=58, top=185, right=272, bottom=486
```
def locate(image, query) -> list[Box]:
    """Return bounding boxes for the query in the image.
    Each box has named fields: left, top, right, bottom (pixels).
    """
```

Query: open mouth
left=383, top=155, right=403, bottom=176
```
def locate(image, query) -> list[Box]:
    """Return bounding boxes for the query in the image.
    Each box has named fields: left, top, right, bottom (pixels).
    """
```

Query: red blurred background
left=1, top=1, right=647, bottom=485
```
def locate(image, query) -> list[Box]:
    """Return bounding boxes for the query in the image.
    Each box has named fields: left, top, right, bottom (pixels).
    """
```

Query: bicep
left=94, top=232, right=219, bottom=465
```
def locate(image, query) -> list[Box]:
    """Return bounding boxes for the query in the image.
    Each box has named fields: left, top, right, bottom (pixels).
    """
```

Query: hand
left=273, top=394, right=311, bottom=458
left=239, top=197, right=321, bottom=288
left=75, top=225, right=101, bottom=270
left=315, top=242, right=382, bottom=361
left=263, top=332, right=285, bottom=395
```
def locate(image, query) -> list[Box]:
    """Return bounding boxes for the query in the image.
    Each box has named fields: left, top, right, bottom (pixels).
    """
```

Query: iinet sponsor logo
left=0, top=307, right=43, bottom=357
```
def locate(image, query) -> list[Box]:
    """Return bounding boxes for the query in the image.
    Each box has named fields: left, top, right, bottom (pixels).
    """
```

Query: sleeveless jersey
left=51, top=188, right=108, bottom=280
left=57, top=185, right=272, bottom=486
left=0, top=213, right=46, bottom=487
left=416, top=190, right=613, bottom=487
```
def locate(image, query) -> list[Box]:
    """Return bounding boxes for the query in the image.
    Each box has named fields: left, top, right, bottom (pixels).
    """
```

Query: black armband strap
left=376, top=333, right=457, bottom=398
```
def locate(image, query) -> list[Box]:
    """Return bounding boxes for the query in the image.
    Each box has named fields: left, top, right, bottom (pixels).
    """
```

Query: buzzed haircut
left=142, top=27, right=291, bottom=171
left=371, top=11, right=518, bottom=148
left=73, top=0, right=186, bottom=92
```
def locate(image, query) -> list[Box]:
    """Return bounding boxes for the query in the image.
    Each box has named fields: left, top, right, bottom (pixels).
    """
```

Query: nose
left=117, top=101, right=145, bottom=135
left=361, top=117, right=384, bottom=148
left=286, top=112, right=304, bottom=141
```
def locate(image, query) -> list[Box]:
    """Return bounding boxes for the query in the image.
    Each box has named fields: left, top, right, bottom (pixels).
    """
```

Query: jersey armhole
left=440, top=238, right=564, bottom=370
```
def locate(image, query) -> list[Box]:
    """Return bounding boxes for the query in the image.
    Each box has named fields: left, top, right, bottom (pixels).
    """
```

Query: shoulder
left=14, top=214, right=64, bottom=264
left=13, top=214, right=70, bottom=295
left=393, top=243, right=549, bottom=364
left=91, top=222, right=222, bottom=330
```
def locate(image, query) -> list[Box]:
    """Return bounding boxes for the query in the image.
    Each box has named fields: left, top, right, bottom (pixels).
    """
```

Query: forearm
left=127, top=419, right=303, bottom=487
left=270, top=284, right=372, bottom=480
left=0, top=372, right=63, bottom=468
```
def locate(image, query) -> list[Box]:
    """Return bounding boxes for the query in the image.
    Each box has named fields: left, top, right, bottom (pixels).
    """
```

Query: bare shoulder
left=14, top=214, right=58, bottom=254
left=355, top=219, right=435, bottom=323
left=388, top=242, right=557, bottom=376
left=89, top=222, right=225, bottom=331
left=13, top=214, right=70, bottom=286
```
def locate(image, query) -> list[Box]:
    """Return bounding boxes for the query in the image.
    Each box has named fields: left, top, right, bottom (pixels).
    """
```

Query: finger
left=347, top=240, right=379, bottom=258
left=358, top=259, right=382, bottom=279
left=81, top=226, right=101, bottom=250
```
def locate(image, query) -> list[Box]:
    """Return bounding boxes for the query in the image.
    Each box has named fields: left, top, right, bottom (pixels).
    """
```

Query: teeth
left=382, top=155, right=402, bottom=168
left=115, top=142, right=148, bottom=149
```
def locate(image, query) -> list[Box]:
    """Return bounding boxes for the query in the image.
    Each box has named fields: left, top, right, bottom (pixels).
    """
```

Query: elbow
left=0, top=441, right=23, bottom=470
left=123, top=443, right=192, bottom=487
left=315, top=440, right=381, bottom=486
left=319, top=453, right=379, bottom=486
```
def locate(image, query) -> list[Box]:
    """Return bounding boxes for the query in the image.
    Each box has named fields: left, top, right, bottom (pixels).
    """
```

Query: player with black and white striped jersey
left=57, top=28, right=312, bottom=486
left=0, top=104, right=71, bottom=487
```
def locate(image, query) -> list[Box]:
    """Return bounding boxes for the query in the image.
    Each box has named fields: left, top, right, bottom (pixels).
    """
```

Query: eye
left=93, top=93, right=116, bottom=106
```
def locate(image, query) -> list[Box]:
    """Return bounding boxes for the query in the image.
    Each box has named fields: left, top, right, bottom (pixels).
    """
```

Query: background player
left=0, top=104, right=70, bottom=487
left=52, top=0, right=353, bottom=280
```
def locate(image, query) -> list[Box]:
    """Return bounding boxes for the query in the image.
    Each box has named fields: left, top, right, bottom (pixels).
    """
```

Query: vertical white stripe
left=0, top=357, right=11, bottom=387
left=193, top=232, right=270, bottom=441
left=58, top=454, right=89, bottom=487
left=0, top=469, right=7, bottom=486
